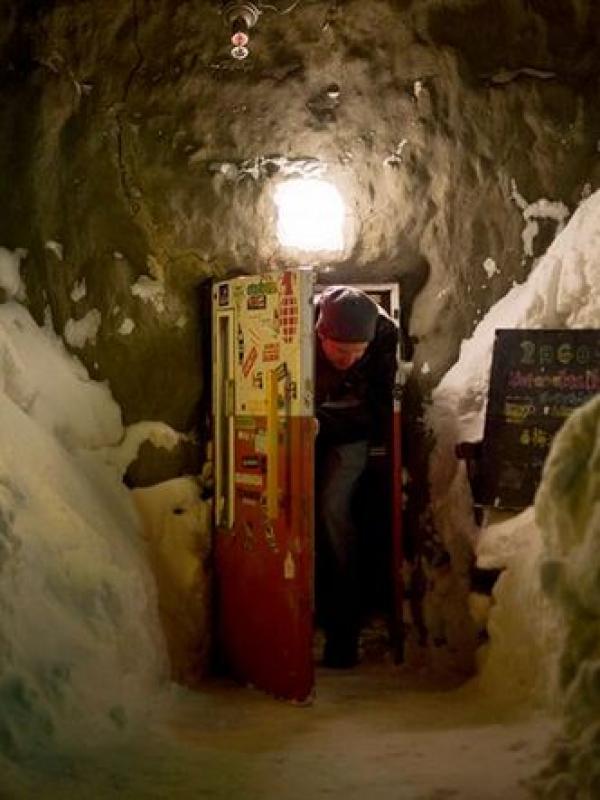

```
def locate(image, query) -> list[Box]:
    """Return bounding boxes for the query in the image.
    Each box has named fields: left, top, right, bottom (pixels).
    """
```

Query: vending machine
left=212, top=270, right=402, bottom=702
left=212, top=268, right=316, bottom=701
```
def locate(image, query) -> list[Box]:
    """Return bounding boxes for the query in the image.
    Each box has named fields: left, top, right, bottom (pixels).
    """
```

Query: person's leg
left=316, top=439, right=368, bottom=667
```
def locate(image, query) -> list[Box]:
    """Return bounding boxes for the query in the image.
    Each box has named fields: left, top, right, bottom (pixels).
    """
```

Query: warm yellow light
left=274, top=179, right=345, bottom=252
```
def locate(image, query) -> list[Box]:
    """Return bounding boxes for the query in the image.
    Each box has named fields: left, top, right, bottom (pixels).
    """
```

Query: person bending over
left=315, top=286, right=398, bottom=668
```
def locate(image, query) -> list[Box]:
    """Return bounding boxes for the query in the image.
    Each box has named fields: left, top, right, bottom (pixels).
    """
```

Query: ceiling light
left=274, top=179, right=346, bottom=253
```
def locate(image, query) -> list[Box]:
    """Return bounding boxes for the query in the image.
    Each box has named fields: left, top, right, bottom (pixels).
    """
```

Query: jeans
left=316, top=439, right=369, bottom=651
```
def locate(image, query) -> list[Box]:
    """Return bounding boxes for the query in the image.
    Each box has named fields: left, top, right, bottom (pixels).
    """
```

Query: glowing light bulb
left=274, top=179, right=345, bottom=253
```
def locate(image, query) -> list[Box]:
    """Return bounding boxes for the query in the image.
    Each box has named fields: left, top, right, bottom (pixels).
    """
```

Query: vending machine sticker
left=236, top=419, right=257, bottom=432
left=279, top=272, right=298, bottom=344
left=254, top=431, right=266, bottom=453
left=218, top=283, right=230, bottom=306
left=247, top=294, right=267, bottom=310
left=234, top=272, right=305, bottom=416
left=235, top=472, right=263, bottom=488
left=241, top=455, right=265, bottom=470
left=264, top=523, right=278, bottom=552
left=242, top=345, right=258, bottom=378
left=237, top=323, right=245, bottom=364
left=240, top=491, right=260, bottom=507
left=247, top=280, right=277, bottom=297
left=263, top=343, right=280, bottom=362
left=284, top=551, right=296, bottom=580
left=248, top=326, right=261, bottom=345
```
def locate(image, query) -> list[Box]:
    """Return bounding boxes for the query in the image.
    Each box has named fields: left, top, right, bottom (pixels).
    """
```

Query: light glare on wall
left=274, top=179, right=345, bottom=252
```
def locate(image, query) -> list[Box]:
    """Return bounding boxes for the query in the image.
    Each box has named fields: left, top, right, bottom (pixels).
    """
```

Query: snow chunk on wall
left=482, top=258, right=499, bottom=279
left=44, top=240, right=64, bottom=260
left=131, top=276, right=166, bottom=313
left=0, top=247, right=27, bottom=300
left=70, top=278, right=87, bottom=302
left=63, top=309, right=102, bottom=349
left=511, top=182, right=569, bottom=259
left=118, top=317, right=135, bottom=335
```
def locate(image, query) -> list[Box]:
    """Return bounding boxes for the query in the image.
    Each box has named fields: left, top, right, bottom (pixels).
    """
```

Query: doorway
left=210, top=271, right=402, bottom=701
left=314, top=282, right=402, bottom=666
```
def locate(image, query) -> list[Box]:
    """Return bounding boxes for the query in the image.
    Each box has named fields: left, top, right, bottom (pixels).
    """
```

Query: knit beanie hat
left=317, top=286, right=378, bottom=342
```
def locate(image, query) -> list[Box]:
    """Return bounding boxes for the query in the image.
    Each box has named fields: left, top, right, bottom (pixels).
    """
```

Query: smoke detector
left=222, top=2, right=261, bottom=60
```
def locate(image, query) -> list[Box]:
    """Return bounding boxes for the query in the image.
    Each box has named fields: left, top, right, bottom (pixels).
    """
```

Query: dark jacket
left=315, top=304, right=398, bottom=445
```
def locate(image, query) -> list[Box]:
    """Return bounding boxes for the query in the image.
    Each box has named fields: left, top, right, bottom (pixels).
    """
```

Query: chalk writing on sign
left=478, top=329, right=600, bottom=509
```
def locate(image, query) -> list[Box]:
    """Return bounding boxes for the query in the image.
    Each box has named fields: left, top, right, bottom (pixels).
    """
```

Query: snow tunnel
left=1, top=1, right=600, bottom=798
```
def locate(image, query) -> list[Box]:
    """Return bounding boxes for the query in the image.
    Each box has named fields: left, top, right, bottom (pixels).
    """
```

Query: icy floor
left=3, top=664, right=558, bottom=800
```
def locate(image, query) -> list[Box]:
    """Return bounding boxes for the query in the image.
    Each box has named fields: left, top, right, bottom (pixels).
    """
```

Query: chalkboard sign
left=478, top=329, right=600, bottom=509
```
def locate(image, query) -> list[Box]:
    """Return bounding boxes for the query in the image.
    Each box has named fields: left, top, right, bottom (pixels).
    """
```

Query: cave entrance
left=211, top=270, right=402, bottom=701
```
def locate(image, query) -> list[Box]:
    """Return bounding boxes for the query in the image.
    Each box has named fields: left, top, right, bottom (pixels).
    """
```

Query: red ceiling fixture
left=222, top=2, right=261, bottom=60
left=220, top=1, right=303, bottom=60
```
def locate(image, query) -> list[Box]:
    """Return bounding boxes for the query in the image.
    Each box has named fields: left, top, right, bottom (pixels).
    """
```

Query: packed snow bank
left=0, top=248, right=27, bottom=301
left=0, top=300, right=167, bottom=763
left=133, top=478, right=212, bottom=686
left=425, top=190, right=600, bottom=684
left=531, top=394, right=600, bottom=798
left=474, top=508, right=563, bottom=708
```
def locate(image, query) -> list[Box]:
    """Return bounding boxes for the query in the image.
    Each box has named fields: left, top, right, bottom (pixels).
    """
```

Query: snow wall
left=532, top=394, right=600, bottom=799
left=0, top=295, right=168, bottom=765
left=429, top=190, right=600, bottom=791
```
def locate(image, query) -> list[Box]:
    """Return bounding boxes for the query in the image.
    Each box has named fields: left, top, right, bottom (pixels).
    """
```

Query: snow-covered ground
left=2, top=665, right=559, bottom=800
